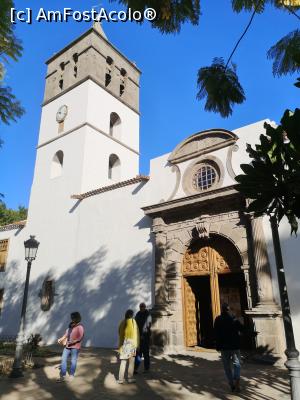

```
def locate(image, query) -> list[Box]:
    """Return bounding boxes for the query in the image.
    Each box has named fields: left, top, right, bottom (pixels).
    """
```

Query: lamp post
left=270, top=216, right=300, bottom=400
left=10, top=235, right=40, bottom=378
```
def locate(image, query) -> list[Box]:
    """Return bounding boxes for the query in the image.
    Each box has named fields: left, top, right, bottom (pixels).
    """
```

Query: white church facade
left=0, top=24, right=299, bottom=355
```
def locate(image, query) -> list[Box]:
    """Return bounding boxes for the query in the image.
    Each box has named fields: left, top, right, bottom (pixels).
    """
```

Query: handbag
left=58, top=336, right=67, bottom=346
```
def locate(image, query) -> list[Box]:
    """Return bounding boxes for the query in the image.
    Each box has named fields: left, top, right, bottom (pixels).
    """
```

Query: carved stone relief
left=168, top=129, right=238, bottom=164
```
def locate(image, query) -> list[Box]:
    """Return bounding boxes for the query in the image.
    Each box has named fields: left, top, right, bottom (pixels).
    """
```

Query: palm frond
left=267, top=29, right=300, bottom=76
left=113, top=0, right=200, bottom=33
left=0, top=63, right=4, bottom=81
left=0, top=85, right=24, bottom=125
left=196, top=58, right=245, bottom=118
left=231, top=0, right=266, bottom=13
left=0, top=0, right=22, bottom=61
left=231, top=0, right=300, bottom=13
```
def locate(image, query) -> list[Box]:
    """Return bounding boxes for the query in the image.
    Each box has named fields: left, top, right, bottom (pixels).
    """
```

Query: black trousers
left=135, top=340, right=150, bottom=371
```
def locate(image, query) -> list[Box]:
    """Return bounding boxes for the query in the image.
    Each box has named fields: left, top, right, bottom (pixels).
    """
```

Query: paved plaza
left=0, top=348, right=290, bottom=400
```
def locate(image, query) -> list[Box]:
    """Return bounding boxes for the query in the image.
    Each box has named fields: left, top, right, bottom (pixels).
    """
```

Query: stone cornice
left=37, top=121, right=140, bottom=156
left=42, top=75, right=140, bottom=115
left=71, top=175, right=149, bottom=200
left=142, top=185, right=240, bottom=216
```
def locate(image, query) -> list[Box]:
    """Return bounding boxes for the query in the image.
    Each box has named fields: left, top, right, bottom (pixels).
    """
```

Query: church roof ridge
left=92, top=21, right=107, bottom=39
left=0, top=219, right=27, bottom=232
left=71, top=175, right=149, bottom=200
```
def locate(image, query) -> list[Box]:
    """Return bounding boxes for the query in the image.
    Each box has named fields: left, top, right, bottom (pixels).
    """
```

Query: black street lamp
left=270, top=216, right=300, bottom=400
left=10, top=235, right=40, bottom=378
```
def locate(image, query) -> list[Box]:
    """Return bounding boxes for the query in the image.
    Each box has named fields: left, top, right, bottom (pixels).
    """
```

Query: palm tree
left=235, top=108, right=300, bottom=399
left=0, top=0, right=24, bottom=127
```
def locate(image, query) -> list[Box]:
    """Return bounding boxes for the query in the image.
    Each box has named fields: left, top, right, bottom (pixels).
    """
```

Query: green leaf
left=281, top=108, right=300, bottom=151
left=236, top=108, right=300, bottom=235
left=247, top=197, right=272, bottom=214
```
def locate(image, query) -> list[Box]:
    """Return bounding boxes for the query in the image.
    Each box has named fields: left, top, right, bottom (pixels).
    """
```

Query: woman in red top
left=57, top=312, right=84, bottom=382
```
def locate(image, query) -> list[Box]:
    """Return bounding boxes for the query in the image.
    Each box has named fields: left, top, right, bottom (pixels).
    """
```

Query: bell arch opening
left=182, top=234, right=251, bottom=350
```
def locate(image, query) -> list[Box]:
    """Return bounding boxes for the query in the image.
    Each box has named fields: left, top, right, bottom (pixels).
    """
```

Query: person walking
left=56, top=311, right=84, bottom=382
left=117, top=309, right=139, bottom=384
left=134, top=302, right=152, bottom=374
left=214, top=303, right=244, bottom=393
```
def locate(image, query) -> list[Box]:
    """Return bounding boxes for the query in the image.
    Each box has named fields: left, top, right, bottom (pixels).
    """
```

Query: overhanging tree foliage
left=0, top=200, right=27, bottom=226
left=115, top=0, right=200, bottom=33
left=0, top=0, right=24, bottom=128
left=196, top=58, right=245, bottom=117
left=111, top=0, right=300, bottom=117
left=235, top=108, right=300, bottom=234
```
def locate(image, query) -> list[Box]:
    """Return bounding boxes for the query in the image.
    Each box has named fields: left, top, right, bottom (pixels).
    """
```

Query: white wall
left=81, top=125, right=139, bottom=192
left=0, top=181, right=152, bottom=348
left=231, top=120, right=270, bottom=176
left=38, top=82, right=90, bottom=145
left=87, top=80, right=140, bottom=153
left=0, top=227, right=29, bottom=336
left=263, top=216, right=300, bottom=350
left=0, top=74, right=144, bottom=346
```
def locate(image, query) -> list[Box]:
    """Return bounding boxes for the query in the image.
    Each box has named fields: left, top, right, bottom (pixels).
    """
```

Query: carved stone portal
left=149, top=208, right=284, bottom=356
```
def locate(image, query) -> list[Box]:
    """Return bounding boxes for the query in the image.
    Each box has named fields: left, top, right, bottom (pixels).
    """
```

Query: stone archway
left=147, top=198, right=284, bottom=355
left=182, top=235, right=247, bottom=348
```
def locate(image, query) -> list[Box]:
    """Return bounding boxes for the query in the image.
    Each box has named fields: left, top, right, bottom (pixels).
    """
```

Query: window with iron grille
left=192, top=165, right=217, bottom=191
left=0, top=239, right=9, bottom=272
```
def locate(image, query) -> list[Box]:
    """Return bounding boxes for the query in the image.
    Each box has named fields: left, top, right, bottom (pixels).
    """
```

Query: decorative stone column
left=245, top=215, right=285, bottom=357
left=152, top=217, right=168, bottom=309
left=251, top=216, right=276, bottom=306
left=151, top=217, right=170, bottom=352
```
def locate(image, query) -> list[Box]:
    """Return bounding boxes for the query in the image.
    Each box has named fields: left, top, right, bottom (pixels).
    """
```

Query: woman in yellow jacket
left=118, top=309, right=139, bottom=383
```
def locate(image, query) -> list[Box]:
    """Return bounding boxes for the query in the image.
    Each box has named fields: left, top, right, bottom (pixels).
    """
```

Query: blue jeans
left=220, top=350, right=241, bottom=386
left=60, top=348, right=79, bottom=377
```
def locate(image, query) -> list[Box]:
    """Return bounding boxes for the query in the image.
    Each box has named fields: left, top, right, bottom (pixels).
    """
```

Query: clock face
left=56, top=105, right=68, bottom=123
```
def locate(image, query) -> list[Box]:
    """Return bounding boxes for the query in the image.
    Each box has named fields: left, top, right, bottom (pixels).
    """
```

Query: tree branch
left=225, top=0, right=263, bottom=70
left=283, top=4, right=300, bottom=21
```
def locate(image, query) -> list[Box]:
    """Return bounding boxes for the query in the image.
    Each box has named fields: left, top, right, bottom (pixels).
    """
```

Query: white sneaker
left=68, top=375, right=75, bottom=381
left=117, top=379, right=124, bottom=384
left=128, top=378, right=136, bottom=383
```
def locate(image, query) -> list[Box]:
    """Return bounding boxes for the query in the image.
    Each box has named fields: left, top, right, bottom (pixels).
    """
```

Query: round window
left=192, top=164, right=217, bottom=191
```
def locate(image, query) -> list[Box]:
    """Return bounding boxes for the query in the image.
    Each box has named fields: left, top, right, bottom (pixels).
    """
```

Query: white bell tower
left=30, top=22, right=141, bottom=209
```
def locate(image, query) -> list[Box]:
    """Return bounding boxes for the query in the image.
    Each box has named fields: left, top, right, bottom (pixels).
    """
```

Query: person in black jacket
left=134, top=303, right=152, bottom=373
left=214, top=303, right=244, bottom=392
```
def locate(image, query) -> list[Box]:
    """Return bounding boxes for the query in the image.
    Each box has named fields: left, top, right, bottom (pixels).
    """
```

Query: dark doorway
left=187, top=275, right=214, bottom=348
left=185, top=273, right=252, bottom=349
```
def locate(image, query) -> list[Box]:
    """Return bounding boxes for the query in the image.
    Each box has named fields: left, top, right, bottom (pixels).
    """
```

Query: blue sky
left=1, top=0, right=299, bottom=209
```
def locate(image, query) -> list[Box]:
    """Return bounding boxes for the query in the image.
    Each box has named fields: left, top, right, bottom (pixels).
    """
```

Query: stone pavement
left=0, top=348, right=290, bottom=400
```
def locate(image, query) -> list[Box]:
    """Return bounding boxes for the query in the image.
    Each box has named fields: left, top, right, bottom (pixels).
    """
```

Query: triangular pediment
left=168, top=129, right=237, bottom=164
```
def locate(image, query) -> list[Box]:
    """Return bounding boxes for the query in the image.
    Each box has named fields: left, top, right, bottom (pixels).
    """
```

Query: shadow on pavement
left=0, top=348, right=290, bottom=400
